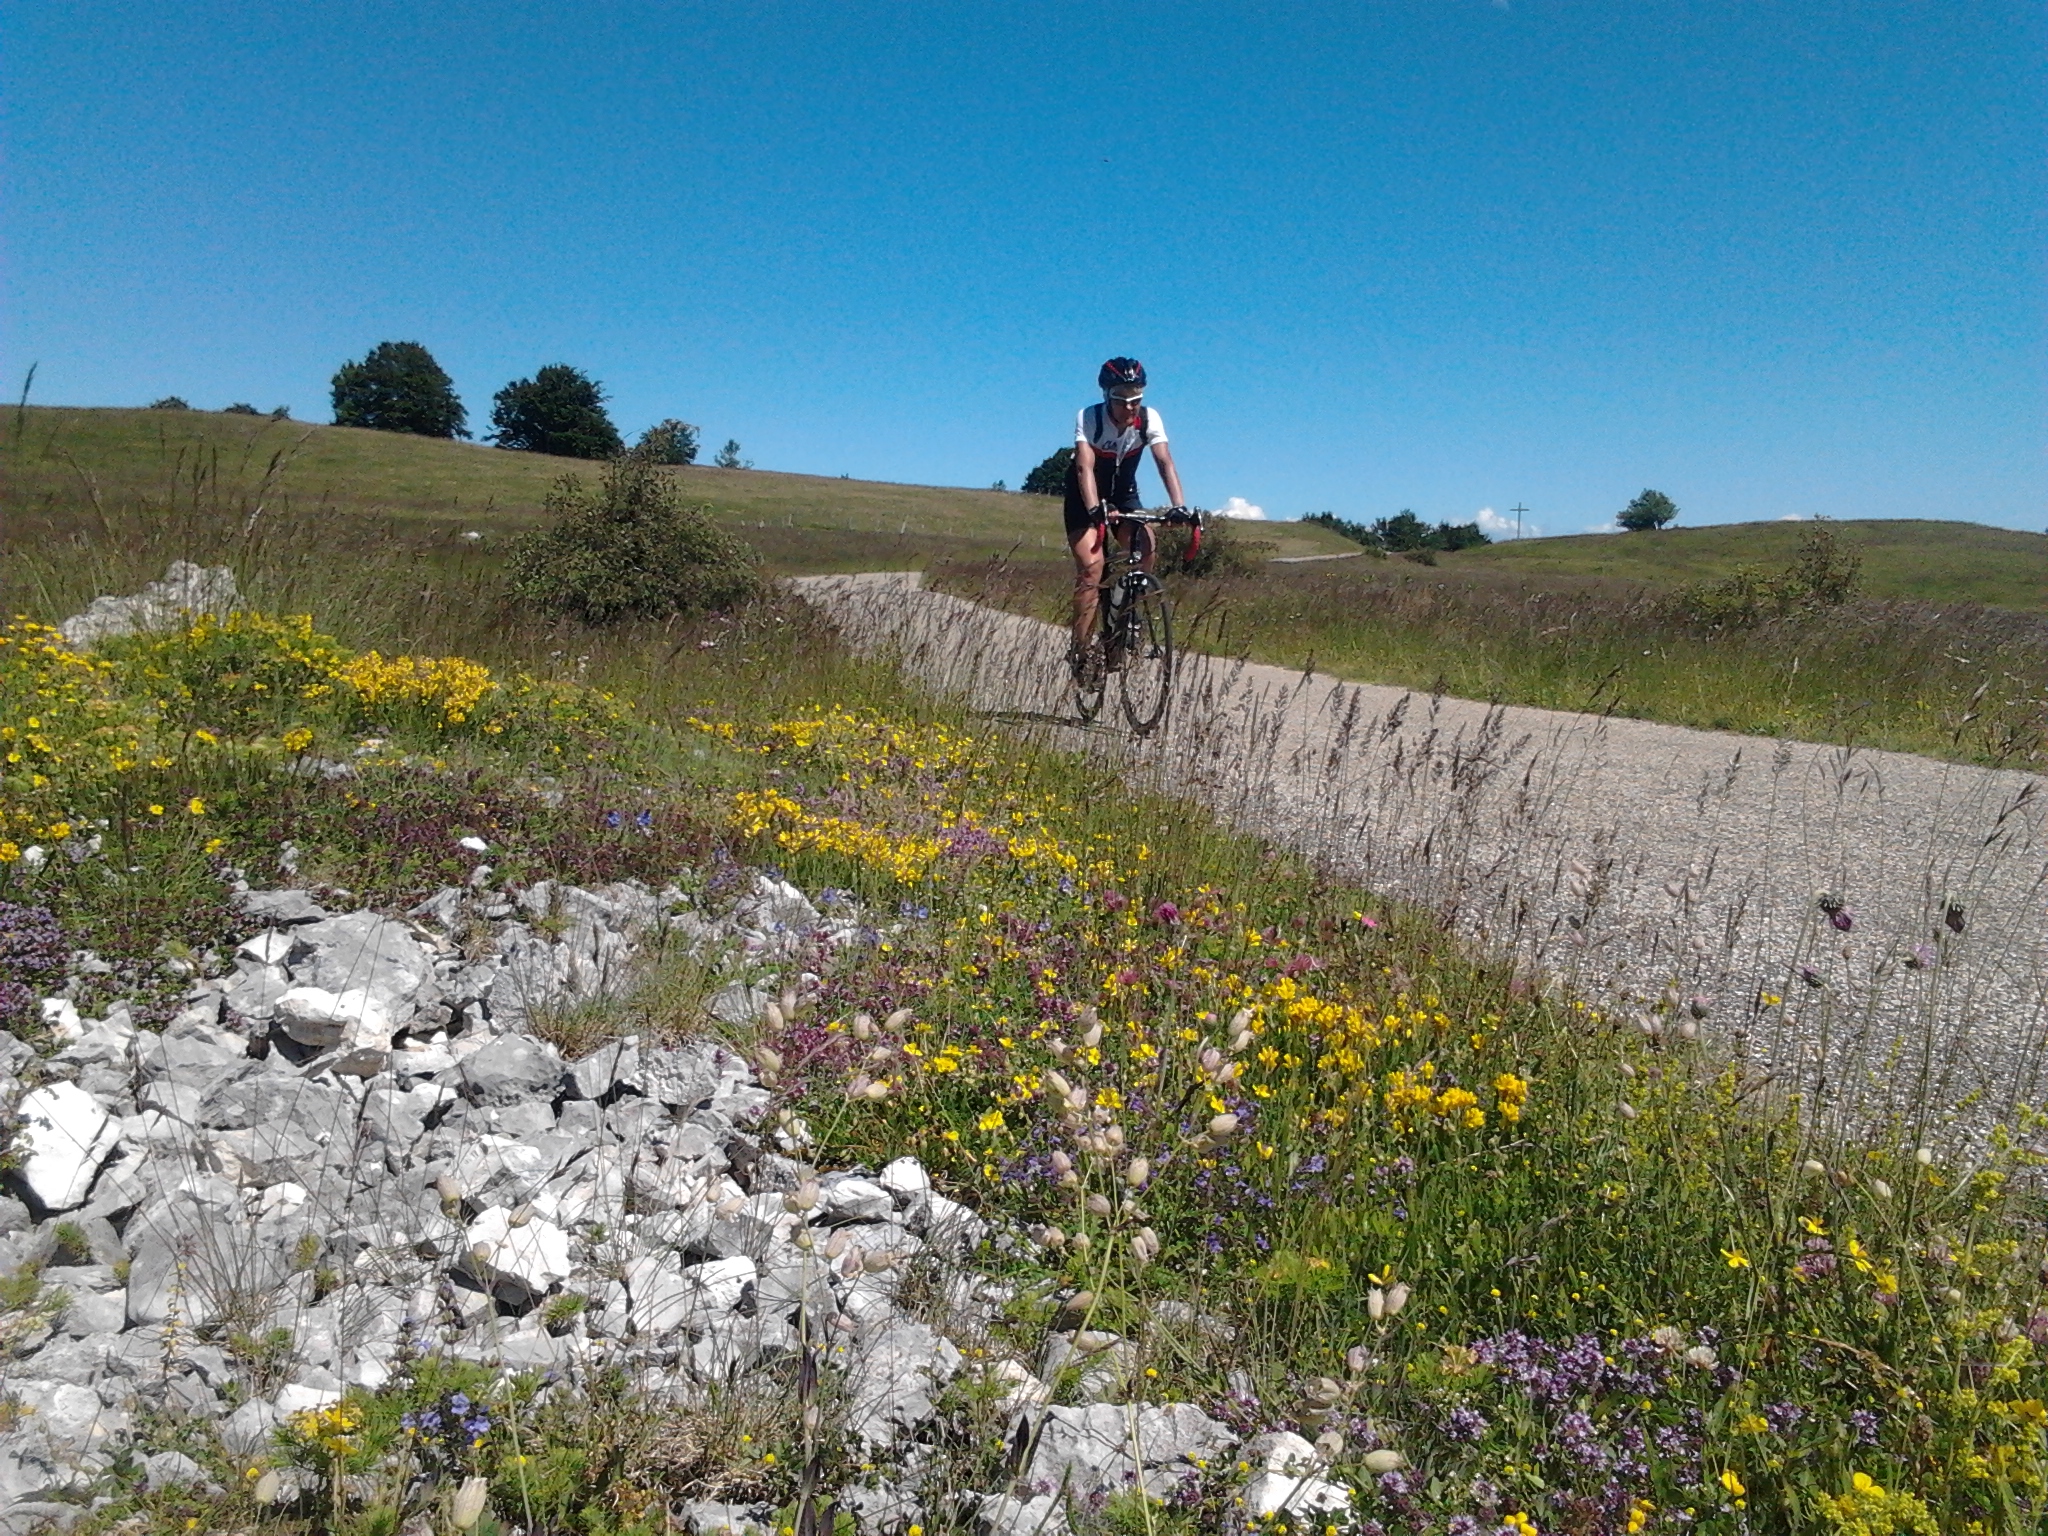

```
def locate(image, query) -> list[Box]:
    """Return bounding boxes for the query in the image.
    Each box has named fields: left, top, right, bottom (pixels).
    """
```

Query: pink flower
left=1101, top=890, right=1129, bottom=913
left=1152, top=901, right=1181, bottom=925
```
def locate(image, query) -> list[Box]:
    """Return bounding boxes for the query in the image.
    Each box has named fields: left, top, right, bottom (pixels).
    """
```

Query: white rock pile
left=0, top=865, right=1247, bottom=1536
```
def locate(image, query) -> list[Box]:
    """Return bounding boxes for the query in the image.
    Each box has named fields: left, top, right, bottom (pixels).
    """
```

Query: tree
left=506, top=455, right=760, bottom=623
left=713, top=439, right=746, bottom=469
left=331, top=341, right=468, bottom=438
left=1618, top=488, right=1678, bottom=532
left=223, top=402, right=260, bottom=415
left=1433, top=520, right=1492, bottom=552
left=489, top=365, right=622, bottom=459
left=634, top=419, right=699, bottom=465
left=147, top=397, right=190, bottom=410
left=1022, top=447, right=1073, bottom=496
left=1372, top=510, right=1431, bottom=552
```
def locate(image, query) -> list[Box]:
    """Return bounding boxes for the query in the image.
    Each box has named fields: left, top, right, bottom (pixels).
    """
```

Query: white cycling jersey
left=1075, top=403, right=1168, bottom=462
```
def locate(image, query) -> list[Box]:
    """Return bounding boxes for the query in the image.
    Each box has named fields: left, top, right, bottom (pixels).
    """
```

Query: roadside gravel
left=797, top=571, right=2048, bottom=1142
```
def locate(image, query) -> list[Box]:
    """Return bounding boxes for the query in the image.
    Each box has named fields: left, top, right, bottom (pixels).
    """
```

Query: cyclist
left=1064, top=357, right=1191, bottom=683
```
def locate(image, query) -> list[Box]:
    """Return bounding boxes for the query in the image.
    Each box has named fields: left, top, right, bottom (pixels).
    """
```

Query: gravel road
left=796, top=571, right=2048, bottom=1142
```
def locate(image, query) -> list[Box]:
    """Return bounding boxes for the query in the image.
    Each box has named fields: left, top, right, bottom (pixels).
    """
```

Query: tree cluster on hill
left=327, top=341, right=710, bottom=466
left=1303, top=509, right=1491, bottom=554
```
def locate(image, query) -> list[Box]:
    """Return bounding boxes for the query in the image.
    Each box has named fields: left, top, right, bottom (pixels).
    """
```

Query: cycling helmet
left=1098, top=357, right=1147, bottom=391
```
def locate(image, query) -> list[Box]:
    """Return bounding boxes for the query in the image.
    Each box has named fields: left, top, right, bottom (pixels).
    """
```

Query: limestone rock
left=11, top=1083, right=121, bottom=1215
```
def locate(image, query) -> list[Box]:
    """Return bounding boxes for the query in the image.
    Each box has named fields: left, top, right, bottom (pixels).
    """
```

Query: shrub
left=222, top=402, right=260, bottom=416
left=1022, top=447, right=1073, bottom=496
left=1161, top=510, right=1273, bottom=578
left=713, top=438, right=747, bottom=469
left=506, top=455, right=761, bottom=623
left=490, top=365, right=623, bottom=459
left=1679, top=520, right=1863, bottom=629
left=331, top=341, right=469, bottom=439
left=146, top=397, right=189, bottom=410
left=634, top=418, right=699, bottom=465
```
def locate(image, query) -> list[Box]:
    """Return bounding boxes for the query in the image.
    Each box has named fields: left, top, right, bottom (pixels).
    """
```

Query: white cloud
left=1215, top=496, right=1266, bottom=520
left=1473, top=505, right=1540, bottom=540
left=1580, top=521, right=1621, bottom=535
left=1778, top=514, right=1803, bottom=521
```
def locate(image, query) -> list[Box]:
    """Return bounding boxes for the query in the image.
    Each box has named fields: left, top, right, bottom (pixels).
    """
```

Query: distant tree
left=1022, top=447, right=1073, bottom=496
left=223, top=402, right=260, bottom=415
left=147, top=397, right=190, bottom=410
left=1618, top=488, right=1679, bottom=532
left=713, top=438, right=745, bottom=469
left=268, top=405, right=291, bottom=420
left=1372, top=510, right=1431, bottom=552
left=991, top=479, right=1008, bottom=492
left=490, top=365, right=623, bottom=459
left=1433, top=520, right=1492, bottom=552
left=331, top=341, right=469, bottom=439
left=634, top=418, right=699, bottom=465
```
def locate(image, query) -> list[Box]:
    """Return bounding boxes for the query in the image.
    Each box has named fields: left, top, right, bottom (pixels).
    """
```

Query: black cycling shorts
left=1062, top=455, right=1144, bottom=540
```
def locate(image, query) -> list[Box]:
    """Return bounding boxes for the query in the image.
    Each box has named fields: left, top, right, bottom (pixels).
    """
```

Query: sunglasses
left=1106, top=391, right=1144, bottom=406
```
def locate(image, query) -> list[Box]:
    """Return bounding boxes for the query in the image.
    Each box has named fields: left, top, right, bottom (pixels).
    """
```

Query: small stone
left=11, top=1082, right=121, bottom=1214
left=462, top=1207, right=573, bottom=1307
left=877, top=1157, right=930, bottom=1203
left=237, top=888, right=327, bottom=926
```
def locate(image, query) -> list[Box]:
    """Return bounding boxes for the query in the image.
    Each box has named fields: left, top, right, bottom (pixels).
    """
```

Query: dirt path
left=794, top=572, right=2048, bottom=1140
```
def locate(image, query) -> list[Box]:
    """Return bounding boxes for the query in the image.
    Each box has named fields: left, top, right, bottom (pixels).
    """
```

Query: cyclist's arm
left=1151, top=440, right=1187, bottom=512
left=1073, top=437, right=1099, bottom=511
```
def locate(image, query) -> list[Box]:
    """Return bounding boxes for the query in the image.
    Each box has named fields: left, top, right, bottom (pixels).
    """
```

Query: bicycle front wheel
left=1116, top=582, right=1174, bottom=736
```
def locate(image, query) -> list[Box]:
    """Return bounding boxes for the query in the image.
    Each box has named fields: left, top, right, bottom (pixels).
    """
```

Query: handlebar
left=1091, top=505, right=1204, bottom=561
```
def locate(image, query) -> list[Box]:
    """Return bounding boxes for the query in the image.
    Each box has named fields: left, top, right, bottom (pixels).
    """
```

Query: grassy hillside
left=0, top=406, right=1354, bottom=576
left=1444, top=517, right=2048, bottom=611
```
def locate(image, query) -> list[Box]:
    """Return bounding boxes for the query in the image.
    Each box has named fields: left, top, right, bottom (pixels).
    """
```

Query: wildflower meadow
left=0, top=540, right=2043, bottom=1535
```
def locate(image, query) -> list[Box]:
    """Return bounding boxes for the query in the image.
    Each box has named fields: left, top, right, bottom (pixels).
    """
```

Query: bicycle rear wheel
left=1117, top=582, right=1173, bottom=735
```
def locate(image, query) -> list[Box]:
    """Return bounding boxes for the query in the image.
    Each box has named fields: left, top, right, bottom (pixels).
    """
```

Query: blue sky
left=4, top=1, right=2042, bottom=535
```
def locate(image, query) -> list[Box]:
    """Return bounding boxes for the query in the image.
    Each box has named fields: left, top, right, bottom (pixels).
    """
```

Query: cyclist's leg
left=1068, top=525, right=1106, bottom=654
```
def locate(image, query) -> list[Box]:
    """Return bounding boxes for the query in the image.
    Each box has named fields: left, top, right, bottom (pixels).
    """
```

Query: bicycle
left=1072, top=507, right=1202, bottom=736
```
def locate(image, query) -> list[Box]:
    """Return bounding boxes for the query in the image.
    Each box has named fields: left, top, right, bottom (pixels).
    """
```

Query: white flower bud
left=1045, top=1070, right=1073, bottom=1102
left=1368, top=1288, right=1387, bottom=1322
left=1208, top=1113, right=1240, bottom=1140
left=1051, top=1150, right=1073, bottom=1176
left=1082, top=1021, right=1104, bottom=1049
left=1385, top=1282, right=1412, bottom=1317
left=852, top=1012, right=875, bottom=1040
left=253, top=1470, right=283, bottom=1505
left=1314, top=1429, right=1344, bottom=1462
left=1803, top=1159, right=1827, bottom=1176
left=824, top=1228, right=850, bottom=1260
left=763, top=1001, right=785, bottom=1032
left=1869, top=1178, right=1893, bottom=1200
left=1616, top=1101, right=1638, bottom=1121
left=1085, top=1193, right=1114, bottom=1218
left=1916, top=1147, right=1934, bottom=1165
left=1361, top=1449, right=1405, bottom=1474
left=785, top=1179, right=820, bottom=1213
left=1124, top=1157, right=1151, bottom=1188
left=452, top=1475, right=490, bottom=1530
left=884, top=1007, right=913, bottom=1031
